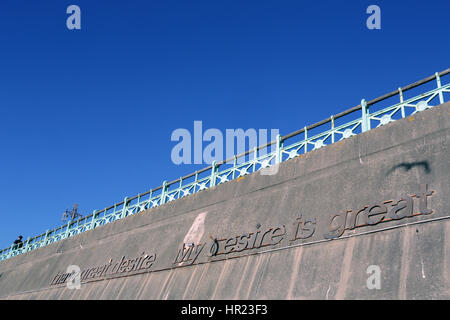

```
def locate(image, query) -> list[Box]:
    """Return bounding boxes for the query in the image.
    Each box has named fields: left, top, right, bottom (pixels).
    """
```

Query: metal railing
left=1, top=69, right=449, bottom=261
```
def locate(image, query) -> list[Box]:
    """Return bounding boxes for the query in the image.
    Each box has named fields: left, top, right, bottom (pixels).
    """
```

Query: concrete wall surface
left=0, top=102, right=449, bottom=300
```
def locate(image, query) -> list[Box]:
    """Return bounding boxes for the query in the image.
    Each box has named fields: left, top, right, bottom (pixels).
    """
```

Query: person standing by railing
left=12, top=235, right=23, bottom=250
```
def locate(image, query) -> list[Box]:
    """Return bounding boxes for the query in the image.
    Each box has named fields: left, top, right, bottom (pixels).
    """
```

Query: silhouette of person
left=12, top=235, right=23, bottom=250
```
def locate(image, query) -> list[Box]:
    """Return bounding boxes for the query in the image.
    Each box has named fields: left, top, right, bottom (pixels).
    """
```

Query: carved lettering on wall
left=324, top=184, right=434, bottom=239
left=50, top=251, right=156, bottom=286
left=208, top=224, right=287, bottom=257
left=289, top=214, right=316, bottom=242
left=49, top=184, right=435, bottom=285
left=173, top=242, right=206, bottom=266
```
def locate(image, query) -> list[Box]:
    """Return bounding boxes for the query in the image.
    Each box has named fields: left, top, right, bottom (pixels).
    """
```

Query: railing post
left=121, top=197, right=129, bottom=218
left=304, top=127, right=308, bottom=153
left=43, top=229, right=50, bottom=246
left=7, top=246, right=13, bottom=259
left=252, top=147, right=257, bottom=172
left=23, top=237, right=31, bottom=253
left=361, top=99, right=370, bottom=132
left=436, top=72, right=444, bottom=104
left=275, top=134, right=282, bottom=164
left=90, top=210, right=97, bottom=230
left=399, top=87, right=406, bottom=118
left=161, top=181, right=167, bottom=204
left=64, top=220, right=71, bottom=239
left=330, top=116, right=335, bottom=144
left=210, top=161, right=217, bottom=186
left=398, top=87, right=404, bottom=103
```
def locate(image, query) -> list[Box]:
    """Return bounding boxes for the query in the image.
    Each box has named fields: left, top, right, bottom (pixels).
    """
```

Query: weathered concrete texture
left=0, top=102, right=449, bottom=300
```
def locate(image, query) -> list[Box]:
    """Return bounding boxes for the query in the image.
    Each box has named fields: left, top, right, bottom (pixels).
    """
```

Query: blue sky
left=0, top=0, right=448, bottom=249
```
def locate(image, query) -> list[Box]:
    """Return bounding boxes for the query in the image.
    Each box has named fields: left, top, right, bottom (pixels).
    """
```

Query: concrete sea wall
left=0, top=102, right=449, bottom=299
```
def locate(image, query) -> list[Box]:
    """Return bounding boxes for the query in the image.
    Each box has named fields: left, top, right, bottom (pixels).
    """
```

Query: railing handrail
left=1, top=68, right=449, bottom=261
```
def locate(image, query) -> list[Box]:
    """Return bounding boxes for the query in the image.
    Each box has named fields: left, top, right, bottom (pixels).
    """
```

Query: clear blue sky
left=0, top=0, right=448, bottom=249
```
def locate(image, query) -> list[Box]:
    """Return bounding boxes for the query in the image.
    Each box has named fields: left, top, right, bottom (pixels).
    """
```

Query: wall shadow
left=385, top=161, right=431, bottom=176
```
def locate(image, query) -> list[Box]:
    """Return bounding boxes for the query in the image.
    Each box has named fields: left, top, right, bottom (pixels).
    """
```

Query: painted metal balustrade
left=1, top=69, right=449, bottom=261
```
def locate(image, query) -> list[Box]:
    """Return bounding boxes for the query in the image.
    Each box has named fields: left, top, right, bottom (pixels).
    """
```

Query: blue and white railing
left=1, top=69, right=449, bottom=261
